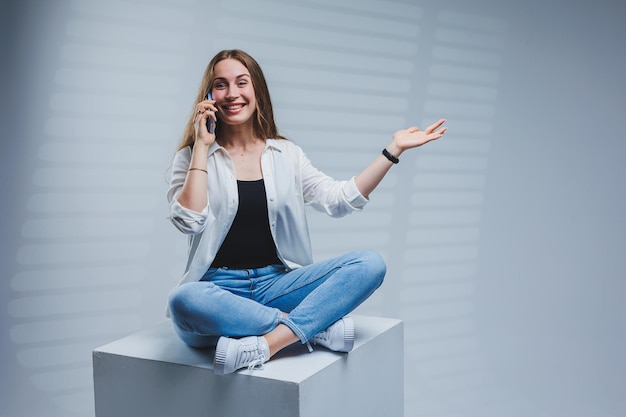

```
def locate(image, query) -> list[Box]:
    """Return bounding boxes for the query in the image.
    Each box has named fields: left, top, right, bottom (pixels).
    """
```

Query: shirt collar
left=206, top=138, right=285, bottom=156
left=264, top=138, right=285, bottom=152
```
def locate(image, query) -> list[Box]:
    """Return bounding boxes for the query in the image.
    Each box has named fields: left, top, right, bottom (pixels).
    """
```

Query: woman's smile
left=222, top=103, right=246, bottom=112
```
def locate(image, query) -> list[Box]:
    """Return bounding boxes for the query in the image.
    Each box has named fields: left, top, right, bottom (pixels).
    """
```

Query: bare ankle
left=264, top=324, right=299, bottom=357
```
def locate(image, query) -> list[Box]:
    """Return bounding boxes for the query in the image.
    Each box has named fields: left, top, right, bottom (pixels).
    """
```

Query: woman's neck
left=219, top=124, right=265, bottom=180
left=218, top=123, right=259, bottom=148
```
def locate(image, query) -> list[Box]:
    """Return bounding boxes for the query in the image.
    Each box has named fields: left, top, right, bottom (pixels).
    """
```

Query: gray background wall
left=2, top=0, right=624, bottom=416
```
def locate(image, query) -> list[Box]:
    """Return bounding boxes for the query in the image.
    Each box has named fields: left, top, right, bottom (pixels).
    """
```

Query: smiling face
left=211, top=58, right=257, bottom=130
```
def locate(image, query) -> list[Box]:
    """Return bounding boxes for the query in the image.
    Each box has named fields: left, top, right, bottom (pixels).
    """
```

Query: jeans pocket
left=199, top=267, right=220, bottom=281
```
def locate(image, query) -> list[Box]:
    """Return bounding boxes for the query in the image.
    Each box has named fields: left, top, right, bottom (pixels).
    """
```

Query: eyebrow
left=214, top=74, right=251, bottom=81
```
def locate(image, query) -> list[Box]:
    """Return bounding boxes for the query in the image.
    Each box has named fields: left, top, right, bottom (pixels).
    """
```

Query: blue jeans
left=168, top=250, right=386, bottom=348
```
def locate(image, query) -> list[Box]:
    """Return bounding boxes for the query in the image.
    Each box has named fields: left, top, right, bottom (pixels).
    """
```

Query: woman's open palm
left=393, top=119, right=447, bottom=150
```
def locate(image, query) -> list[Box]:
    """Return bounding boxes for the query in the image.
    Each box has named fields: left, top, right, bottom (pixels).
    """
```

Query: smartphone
left=206, top=91, right=215, bottom=134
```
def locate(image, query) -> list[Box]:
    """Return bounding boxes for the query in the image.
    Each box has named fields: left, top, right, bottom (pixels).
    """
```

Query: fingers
left=425, top=118, right=446, bottom=133
left=194, top=101, right=218, bottom=141
left=196, top=108, right=216, bottom=120
left=195, top=102, right=218, bottom=126
left=195, top=101, right=217, bottom=116
left=407, top=119, right=446, bottom=134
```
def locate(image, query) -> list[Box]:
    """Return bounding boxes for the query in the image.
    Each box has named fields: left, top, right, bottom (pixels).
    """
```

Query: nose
left=225, top=84, right=239, bottom=100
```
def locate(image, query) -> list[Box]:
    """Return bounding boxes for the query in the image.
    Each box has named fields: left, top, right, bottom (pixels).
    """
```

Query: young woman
left=167, top=49, right=447, bottom=375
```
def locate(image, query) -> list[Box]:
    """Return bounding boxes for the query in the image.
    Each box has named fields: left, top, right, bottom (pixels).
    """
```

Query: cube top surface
left=94, top=315, right=402, bottom=383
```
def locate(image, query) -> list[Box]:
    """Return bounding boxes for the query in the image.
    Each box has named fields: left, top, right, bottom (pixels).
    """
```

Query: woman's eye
left=214, top=82, right=226, bottom=89
left=238, top=81, right=248, bottom=87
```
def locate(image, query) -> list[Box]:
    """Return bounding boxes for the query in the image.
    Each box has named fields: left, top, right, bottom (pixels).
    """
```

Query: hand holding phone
left=206, top=92, right=216, bottom=134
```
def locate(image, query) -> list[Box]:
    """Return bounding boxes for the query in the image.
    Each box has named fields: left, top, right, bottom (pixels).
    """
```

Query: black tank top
left=210, top=179, right=282, bottom=269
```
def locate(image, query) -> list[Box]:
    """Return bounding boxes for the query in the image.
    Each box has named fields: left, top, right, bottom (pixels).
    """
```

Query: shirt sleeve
left=342, top=176, right=370, bottom=209
left=296, top=144, right=369, bottom=217
left=166, top=147, right=209, bottom=234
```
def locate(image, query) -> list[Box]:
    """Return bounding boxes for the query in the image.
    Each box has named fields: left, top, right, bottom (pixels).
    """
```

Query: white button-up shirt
left=167, top=139, right=369, bottom=290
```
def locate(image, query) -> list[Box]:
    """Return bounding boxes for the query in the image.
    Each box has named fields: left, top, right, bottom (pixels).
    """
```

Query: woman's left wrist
left=384, top=142, right=402, bottom=159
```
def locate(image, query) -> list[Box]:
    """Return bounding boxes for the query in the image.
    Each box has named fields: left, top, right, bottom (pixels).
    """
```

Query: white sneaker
left=213, top=336, right=270, bottom=375
left=311, top=317, right=355, bottom=352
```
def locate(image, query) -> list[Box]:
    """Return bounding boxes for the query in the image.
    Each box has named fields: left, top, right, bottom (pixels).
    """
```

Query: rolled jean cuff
left=279, top=317, right=308, bottom=344
left=270, top=308, right=283, bottom=333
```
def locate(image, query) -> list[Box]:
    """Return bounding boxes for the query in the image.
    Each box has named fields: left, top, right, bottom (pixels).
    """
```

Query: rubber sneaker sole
left=340, top=317, right=355, bottom=352
left=213, top=337, right=232, bottom=375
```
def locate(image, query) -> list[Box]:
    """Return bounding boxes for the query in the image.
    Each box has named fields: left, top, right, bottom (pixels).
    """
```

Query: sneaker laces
left=247, top=353, right=266, bottom=371
left=314, top=328, right=330, bottom=344
left=238, top=340, right=266, bottom=371
left=307, top=327, right=331, bottom=352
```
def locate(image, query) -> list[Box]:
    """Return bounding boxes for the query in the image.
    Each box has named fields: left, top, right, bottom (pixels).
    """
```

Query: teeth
left=225, top=104, right=243, bottom=110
